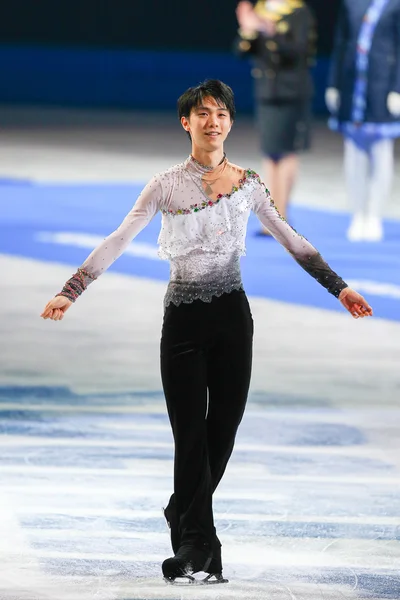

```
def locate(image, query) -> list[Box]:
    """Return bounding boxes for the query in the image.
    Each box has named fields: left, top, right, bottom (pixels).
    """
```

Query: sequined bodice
left=73, top=156, right=347, bottom=307
left=157, top=158, right=253, bottom=262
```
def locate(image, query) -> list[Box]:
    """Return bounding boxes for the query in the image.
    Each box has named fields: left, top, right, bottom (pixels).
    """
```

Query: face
left=181, top=97, right=232, bottom=150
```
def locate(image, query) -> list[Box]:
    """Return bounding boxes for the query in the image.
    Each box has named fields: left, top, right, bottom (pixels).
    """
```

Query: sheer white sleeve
left=251, top=180, right=348, bottom=298
left=57, top=176, right=163, bottom=301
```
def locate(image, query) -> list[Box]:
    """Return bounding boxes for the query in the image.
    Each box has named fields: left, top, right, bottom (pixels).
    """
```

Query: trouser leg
left=344, top=136, right=370, bottom=216
left=206, top=290, right=254, bottom=490
left=164, top=292, right=253, bottom=551
left=160, top=302, right=214, bottom=547
left=369, top=138, right=394, bottom=218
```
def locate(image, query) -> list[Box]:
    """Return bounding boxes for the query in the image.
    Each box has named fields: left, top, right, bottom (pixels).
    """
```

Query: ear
left=181, top=116, right=190, bottom=132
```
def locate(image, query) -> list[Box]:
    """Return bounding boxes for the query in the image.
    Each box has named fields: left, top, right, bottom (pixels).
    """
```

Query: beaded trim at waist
left=164, top=280, right=244, bottom=308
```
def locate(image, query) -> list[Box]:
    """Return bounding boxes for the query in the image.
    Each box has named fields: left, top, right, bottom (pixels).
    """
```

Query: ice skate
left=363, top=215, right=384, bottom=242
left=163, top=504, right=226, bottom=581
left=347, top=213, right=365, bottom=242
left=162, top=541, right=228, bottom=585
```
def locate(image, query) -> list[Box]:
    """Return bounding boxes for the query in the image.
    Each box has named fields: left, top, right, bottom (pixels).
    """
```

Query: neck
left=191, top=146, right=225, bottom=169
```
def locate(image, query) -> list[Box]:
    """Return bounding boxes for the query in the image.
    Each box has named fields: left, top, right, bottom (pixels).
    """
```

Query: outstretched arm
left=41, top=176, right=163, bottom=320
left=251, top=180, right=373, bottom=319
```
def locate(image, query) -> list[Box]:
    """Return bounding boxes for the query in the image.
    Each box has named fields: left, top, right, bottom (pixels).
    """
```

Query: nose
left=207, top=113, right=219, bottom=128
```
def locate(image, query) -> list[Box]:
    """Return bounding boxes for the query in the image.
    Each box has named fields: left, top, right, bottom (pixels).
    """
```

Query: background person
left=326, top=0, right=400, bottom=242
left=235, top=0, right=316, bottom=234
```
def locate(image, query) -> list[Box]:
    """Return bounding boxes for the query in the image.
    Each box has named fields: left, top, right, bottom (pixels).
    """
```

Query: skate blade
left=164, top=573, right=228, bottom=586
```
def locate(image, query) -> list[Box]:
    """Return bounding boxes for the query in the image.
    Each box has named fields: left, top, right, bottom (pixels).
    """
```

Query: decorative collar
left=162, top=169, right=261, bottom=216
left=185, top=153, right=227, bottom=177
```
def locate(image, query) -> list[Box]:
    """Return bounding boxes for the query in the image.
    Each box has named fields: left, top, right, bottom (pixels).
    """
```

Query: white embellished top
left=58, top=156, right=347, bottom=307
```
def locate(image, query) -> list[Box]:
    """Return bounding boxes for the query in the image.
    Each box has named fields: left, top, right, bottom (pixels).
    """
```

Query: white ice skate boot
left=347, top=213, right=365, bottom=242
left=363, top=215, right=383, bottom=242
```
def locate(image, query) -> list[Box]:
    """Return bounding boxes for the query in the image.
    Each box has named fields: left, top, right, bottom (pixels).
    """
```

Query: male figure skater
left=41, top=80, right=373, bottom=585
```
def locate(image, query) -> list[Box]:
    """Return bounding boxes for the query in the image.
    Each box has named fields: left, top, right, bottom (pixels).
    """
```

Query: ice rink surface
left=0, top=108, right=399, bottom=599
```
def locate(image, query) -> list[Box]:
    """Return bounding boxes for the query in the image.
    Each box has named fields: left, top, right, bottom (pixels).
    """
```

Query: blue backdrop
left=0, top=45, right=330, bottom=114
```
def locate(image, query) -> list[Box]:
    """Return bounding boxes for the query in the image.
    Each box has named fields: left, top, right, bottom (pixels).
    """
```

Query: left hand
left=338, top=288, right=373, bottom=319
left=387, top=91, right=400, bottom=117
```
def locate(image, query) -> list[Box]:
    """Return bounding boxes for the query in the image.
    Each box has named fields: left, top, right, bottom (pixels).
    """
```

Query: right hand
left=41, top=296, right=72, bottom=321
left=325, top=87, right=340, bottom=114
left=236, top=1, right=261, bottom=31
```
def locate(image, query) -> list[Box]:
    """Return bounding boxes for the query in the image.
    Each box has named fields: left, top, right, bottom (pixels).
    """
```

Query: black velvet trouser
left=160, top=290, right=253, bottom=548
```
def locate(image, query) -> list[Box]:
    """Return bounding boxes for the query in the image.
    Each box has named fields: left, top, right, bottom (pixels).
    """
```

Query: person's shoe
left=163, top=503, right=223, bottom=570
left=162, top=541, right=228, bottom=585
left=162, top=541, right=213, bottom=581
left=347, top=213, right=365, bottom=242
left=363, top=215, right=384, bottom=242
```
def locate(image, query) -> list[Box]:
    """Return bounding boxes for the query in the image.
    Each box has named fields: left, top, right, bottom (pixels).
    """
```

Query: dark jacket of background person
left=329, top=0, right=400, bottom=123
left=234, top=2, right=316, bottom=103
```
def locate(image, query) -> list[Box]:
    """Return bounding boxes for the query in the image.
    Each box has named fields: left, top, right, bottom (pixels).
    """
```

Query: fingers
left=359, top=296, right=373, bottom=316
left=41, top=306, right=57, bottom=319
left=349, top=303, right=373, bottom=319
left=350, top=303, right=361, bottom=319
left=340, top=290, right=373, bottom=319
left=41, top=307, right=65, bottom=321
left=352, top=295, right=373, bottom=318
left=41, top=309, right=53, bottom=320
left=41, top=299, right=57, bottom=318
left=41, top=296, right=72, bottom=320
left=40, top=303, right=53, bottom=318
left=360, top=304, right=373, bottom=316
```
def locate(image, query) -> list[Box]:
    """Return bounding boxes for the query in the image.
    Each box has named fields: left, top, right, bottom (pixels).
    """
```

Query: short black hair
left=177, top=79, right=236, bottom=123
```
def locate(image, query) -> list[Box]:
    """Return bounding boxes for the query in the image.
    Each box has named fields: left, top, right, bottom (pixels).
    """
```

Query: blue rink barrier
left=0, top=45, right=330, bottom=114
left=0, top=180, right=399, bottom=320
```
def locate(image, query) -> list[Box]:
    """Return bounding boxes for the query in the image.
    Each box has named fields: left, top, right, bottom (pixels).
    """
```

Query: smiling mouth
left=206, top=132, right=220, bottom=137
